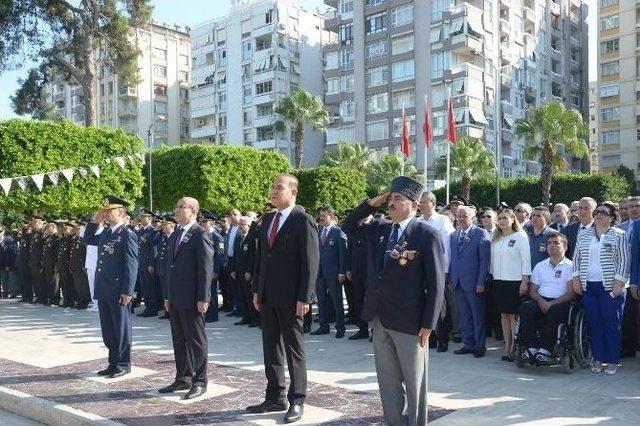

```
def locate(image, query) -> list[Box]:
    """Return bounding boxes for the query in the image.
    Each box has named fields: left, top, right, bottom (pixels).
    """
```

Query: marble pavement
left=0, top=299, right=638, bottom=425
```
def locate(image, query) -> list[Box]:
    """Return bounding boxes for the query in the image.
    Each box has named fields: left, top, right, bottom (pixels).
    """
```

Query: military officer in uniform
left=17, top=224, right=32, bottom=303
left=28, top=216, right=46, bottom=304
left=155, top=214, right=175, bottom=320
left=200, top=211, right=225, bottom=323
left=342, top=176, right=445, bottom=426
left=84, top=195, right=139, bottom=378
left=70, top=222, right=91, bottom=309
left=136, top=210, right=159, bottom=317
left=56, top=222, right=75, bottom=307
left=41, top=223, right=61, bottom=306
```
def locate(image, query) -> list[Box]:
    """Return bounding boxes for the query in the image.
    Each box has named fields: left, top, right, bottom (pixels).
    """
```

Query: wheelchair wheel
left=515, top=344, right=526, bottom=368
left=561, top=351, right=575, bottom=374
left=573, top=308, right=592, bottom=368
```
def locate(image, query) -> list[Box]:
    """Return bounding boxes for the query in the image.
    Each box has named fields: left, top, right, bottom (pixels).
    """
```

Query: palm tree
left=368, top=154, right=421, bottom=194
left=319, top=141, right=373, bottom=171
left=435, top=137, right=495, bottom=201
left=514, top=101, right=588, bottom=205
left=274, top=88, right=329, bottom=168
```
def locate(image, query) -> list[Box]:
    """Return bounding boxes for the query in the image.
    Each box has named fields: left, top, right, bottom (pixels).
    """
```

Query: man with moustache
left=247, top=174, right=319, bottom=423
left=342, top=176, right=445, bottom=426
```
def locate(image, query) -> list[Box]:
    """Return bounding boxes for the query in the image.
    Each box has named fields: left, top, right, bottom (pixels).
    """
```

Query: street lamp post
left=146, top=115, right=166, bottom=211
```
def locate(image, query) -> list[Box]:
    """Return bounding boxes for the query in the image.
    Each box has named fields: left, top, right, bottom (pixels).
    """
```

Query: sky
left=0, top=0, right=597, bottom=120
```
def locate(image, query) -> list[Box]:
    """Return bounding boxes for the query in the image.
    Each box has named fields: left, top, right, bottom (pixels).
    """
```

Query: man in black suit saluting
left=159, top=197, right=214, bottom=400
left=342, top=176, right=445, bottom=426
left=247, top=174, right=319, bottom=424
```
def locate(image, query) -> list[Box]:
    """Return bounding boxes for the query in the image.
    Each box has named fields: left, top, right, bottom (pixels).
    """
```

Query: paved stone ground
left=0, top=299, right=638, bottom=425
left=0, top=409, right=43, bottom=426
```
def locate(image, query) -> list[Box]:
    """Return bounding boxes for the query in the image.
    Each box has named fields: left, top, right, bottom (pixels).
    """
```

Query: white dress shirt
left=490, top=231, right=532, bottom=280
left=419, top=212, right=455, bottom=272
left=227, top=225, right=238, bottom=256
left=268, top=204, right=296, bottom=236
left=179, top=220, right=196, bottom=244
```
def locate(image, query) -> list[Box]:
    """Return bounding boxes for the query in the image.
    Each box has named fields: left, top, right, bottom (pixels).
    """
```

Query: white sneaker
left=604, top=364, right=618, bottom=375
left=590, top=361, right=603, bottom=373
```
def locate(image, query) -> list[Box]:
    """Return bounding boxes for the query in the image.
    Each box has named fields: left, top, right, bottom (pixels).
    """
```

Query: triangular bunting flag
left=135, top=152, right=144, bottom=161
left=128, top=155, right=136, bottom=163
left=0, top=178, right=12, bottom=195
left=46, top=172, right=59, bottom=187
left=105, top=158, right=111, bottom=163
left=16, top=177, right=29, bottom=191
left=31, top=174, right=45, bottom=191
left=77, top=167, right=88, bottom=179
left=115, top=157, right=126, bottom=169
left=61, top=168, right=75, bottom=183
left=90, top=165, right=100, bottom=178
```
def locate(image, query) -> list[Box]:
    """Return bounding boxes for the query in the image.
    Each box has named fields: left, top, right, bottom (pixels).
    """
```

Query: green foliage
left=319, top=141, right=373, bottom=171
left=432, top=173, right=630, bottom=207
left=367, top=154, right=421, bottom=196
left=0, top=119, right=144, bottom=214
left=143, top=144, right=290, bottom=213
left=10, top=67, right=61, bottom=121
left=294, top=166, right=367, bottom=217
left=614, top=165, right=637, bottom=194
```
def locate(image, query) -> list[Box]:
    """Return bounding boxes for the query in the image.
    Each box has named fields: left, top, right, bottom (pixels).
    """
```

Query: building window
left=601, top=106, right=619, bottom=122
left=391, top=35, right=414, bottom=55
left=366, top=12, right=387, bottom=35
left=339, top=0, right=353, bottom=14
left=366, top=0, right=385, bottom=7
left=257, top=125, right=274, bottom=141
left=257, top=102, right=273, bottom=117
left=154, top=84, right=167, bottom=96
left=218, top=92, right=227, bottom=109
left=431, top=51, right=450, bottom=79
left=601, top=38, right=619, bottom=54
left=243, top=108, right=252, bottom=126
left=341, top=74, right=354, bottom=92
left=391, top=59, right=415, bottom=82
left=325, top=51, right=339, bottom=69
left=327, top=77, right=340, bottom=94
left=340, top=23, right=353, bottom=44
left=600, top=0, right=618, bottom=7
left=340, top=100, right=355, bottom=121
left=392, top=4, right=413, bottom=27
left=255, top=80, right=273, bottom=95
left=340, top=50, right=354, bottom=71
left=367, top=40, right=387, bottom=59
left=256, top=36, right=272, bottom=51
left=392, top=115, right=416, bottom=137
left=601, top=14, right=619, bottom=30
left=602, top=130, right=620, bottom=145
left=265, top=9, right=273, bottom=25
left=153, top=65, right=167, bottom=77
left=432, top=0, right=450, bottom=22
left=600, top=154, right=620, bottom=169
left=152, top=47, right=167, bottom=60
left=179, top=88, right=188, bottom=101
left=154, top=101, right=168, bottom=114
left=178, top=54, right=189, bottom=66
left=366, top=120, right=389, bottom=142
left=218, top=113, right=227, bottom=130
left=243, top=84, right=252, bottom=105
left=244, top=129, right=253, bottom=145
left=179, top=71, right=189, bottom=83
left=599, top=84, right=619, bottom=98
left=391, top=89, right=415, bottom=110
left=367, top=65, right=388, bottom=88
left=242, top=41, right=252, bottom=59
left=367, top=92, right=389, bottom=114
left=601, top=60, right=619, bottom=76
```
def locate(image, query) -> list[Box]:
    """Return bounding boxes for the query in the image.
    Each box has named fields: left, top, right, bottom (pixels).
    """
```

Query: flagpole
left=401, top=103, right=405, bottom=177
left=446, top=89, right=451, bottom=205
left=423, top=95, right=428, bottom=189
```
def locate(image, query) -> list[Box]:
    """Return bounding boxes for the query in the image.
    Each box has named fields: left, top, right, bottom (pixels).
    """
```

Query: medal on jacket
left=399, top=258, right=407, bottom=266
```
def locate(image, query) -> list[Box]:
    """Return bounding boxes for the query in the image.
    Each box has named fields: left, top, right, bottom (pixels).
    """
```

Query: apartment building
left=190, top=0, right=329, bottom=166
left=48, top=21, right=191, bottom=146
left=597, top=0, right=640, bottom=178
left=589, top=81, right=600, bottom=173
left=323, top=0, right=589, bottom=177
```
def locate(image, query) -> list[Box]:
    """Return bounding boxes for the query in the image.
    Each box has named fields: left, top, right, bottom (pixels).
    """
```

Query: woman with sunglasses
left=490, top=209, right=531, bottom=361
left=572, top=202, right=630, bottom=375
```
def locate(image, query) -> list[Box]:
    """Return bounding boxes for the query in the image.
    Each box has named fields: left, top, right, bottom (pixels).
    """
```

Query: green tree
left=319, top=141, right=373, bottom=171
left=2, top=0, right=152, bottom=126
left=514, top=101, right=588, bottom=205
left=367, top=154, right=421, bottom=195
left=274, top=88, right=329, bottom=168
left=435, top=138, right=495, bottom=201
left=614, top=165, right=637, bottom=194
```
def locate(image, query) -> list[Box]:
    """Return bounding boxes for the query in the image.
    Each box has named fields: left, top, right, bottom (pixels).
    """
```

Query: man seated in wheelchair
left=518, top=233, right=575, bottom=364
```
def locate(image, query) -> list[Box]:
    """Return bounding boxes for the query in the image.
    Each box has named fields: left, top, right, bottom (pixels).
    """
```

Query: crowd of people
left=1, top=179, right=639, bottom=424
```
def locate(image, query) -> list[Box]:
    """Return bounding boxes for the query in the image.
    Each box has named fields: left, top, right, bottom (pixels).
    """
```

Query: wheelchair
left=514, top=300, right=592, bottom=373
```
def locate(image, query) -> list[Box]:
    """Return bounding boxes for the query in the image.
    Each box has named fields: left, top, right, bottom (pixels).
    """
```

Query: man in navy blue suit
left=159, top=197, right=214, bottom=400
left=201, top=211, right=225, bottom=323
left=310, top=206, right=348, bottom=338
left=84, top=195, right=139, bottom=378
left=449, top=206, right=491, bottom=358
left=136, top=210, right=158, bottom=317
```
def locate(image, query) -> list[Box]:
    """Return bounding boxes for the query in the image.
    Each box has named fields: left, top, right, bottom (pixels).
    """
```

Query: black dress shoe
left=159, top=313, right=170, bottom=319
left=97, top=366, right=116, bottom=376
left=309, top=328, right=330, bottom=336
left=205, top=317, right=219, bottom=323
left=246, top=400, right=288, bottom=413
left=248, top=322, right=260, bottom=328
left=453, top=347, right=474, bottom=355
left=303, top=325, right=311, bottom=334
left=183, top=384, right=206, bottom=400
left=284, top=403, right=304, bottom=423
left=235, top=320, right=249, bottom=325
left=158, top=380, right=191, bottom=394
left=451, top=336, right=462, bottom=343
left=473, top=348, right=486, bottom=358
left=108, top=367, right=130, bottom=378
left=436, top=342, right=448, bottom=353
left=335, top=330, right=345, bottom=338
left=137, top=310, right=157, bottom=318
left=348, top=331, right=369, bottom=340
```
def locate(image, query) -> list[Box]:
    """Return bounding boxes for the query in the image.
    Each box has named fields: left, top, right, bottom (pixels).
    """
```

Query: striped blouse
left=571, top=226, right=630, bottom=290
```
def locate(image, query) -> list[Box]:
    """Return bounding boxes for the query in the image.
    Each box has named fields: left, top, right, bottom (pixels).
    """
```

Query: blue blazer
left=449, top=225, right=491, bottom=291
left=630, top=220, right=640, bottom=285
left=342, top=201, right=445, bottom=334
left=84, top=222, right=139, bottom=302
left=318, top=225, right=347, bottom=281
left=136, top=226, right=157, bottom=267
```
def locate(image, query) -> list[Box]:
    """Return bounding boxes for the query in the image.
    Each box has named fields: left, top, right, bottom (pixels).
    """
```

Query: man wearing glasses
left=526, top=206, right=556, bottom=270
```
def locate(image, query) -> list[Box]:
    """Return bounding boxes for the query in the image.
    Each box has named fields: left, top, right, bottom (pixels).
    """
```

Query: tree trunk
left=82, top=36, right=97, bottom=126
left=540, top=140, right=553, bottom=205
left=461, top=176, right=471, bottom=201
left=294, top=122, right=304, bottom=168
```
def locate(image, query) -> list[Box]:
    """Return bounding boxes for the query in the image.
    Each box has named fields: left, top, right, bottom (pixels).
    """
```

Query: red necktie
left=268, top=213, right=282, bottom=249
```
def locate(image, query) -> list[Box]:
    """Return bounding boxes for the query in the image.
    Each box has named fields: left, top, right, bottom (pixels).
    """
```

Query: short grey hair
left=421, top=191, right=437, bottom=205
left=553, top=203, right=569, bottom=213
left=516, top=202, right=532, bottom=215
left=457, top=206, right=477, bottom=216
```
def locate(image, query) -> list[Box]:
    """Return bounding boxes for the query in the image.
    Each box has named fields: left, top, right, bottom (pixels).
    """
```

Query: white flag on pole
left=31, top=174, right=45, bottom=191
left=0, top=178, right=12, bottom=195
left=46, top=172, right=59, bottom=186
left=90, top=165, right=100, bottom=177
left=61, top=168, right=75, bottom=183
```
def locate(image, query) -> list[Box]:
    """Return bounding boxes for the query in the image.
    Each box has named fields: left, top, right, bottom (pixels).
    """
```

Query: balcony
left=253, top=23, right=275, bottom=39
left=191, top=123, right=217, bottom=139
left=253, top=114, right=276, bottom=128
left=324, top=9, right=340, bottom=30
left=191, top=105, right=216, bottom=119
left=118, top=86, right=137, bottom=97
left=523, top=7, right=535, bottom=24
left=450, top=33, right=484, bottom=56
left=501, top=72, right=512, bottom=88
left=118, top=106, right=138, bottom=117
left=500, top=19, right=511, bottom=35
left=447, top=62, right=485, bottom=81
left=549, top=1, right=560, bottom=16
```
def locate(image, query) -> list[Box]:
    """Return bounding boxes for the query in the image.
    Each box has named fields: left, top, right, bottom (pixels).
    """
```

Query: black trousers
left=72, top=269, right=91, bottom=306
left=519, top=298, right=569, bottom=352
left=239, top=277, right=258, bottom=324
left=205, top=278, right=219, bottom=321
left=351, top=269, right=368, bottom=333
left=43, top=269, right=59, bottom=304
left=59, top=269, right=75, bottom=306
left=31, top=267, right=44, bottom=301
left=260, top=303, right=307, bottom=404
left=436, top=285, right=455, bottom=344
left=169, top=307, right=208, bottom=385
left=343, top=280, right=356, bottom=321
left=18, top=262, right=31, bottom=301
left=219, top=265, right=232, bottom=309
left=621, top=295, right=639, bottom=357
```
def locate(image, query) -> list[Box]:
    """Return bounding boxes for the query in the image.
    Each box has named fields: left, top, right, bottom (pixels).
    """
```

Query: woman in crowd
left=490, top=209, right=531, bottom=361
left=572, top=202, right=630, bottom=375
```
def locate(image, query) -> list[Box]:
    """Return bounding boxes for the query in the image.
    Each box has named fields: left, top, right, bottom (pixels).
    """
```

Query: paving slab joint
left=0, top=386, right=124, bottom=426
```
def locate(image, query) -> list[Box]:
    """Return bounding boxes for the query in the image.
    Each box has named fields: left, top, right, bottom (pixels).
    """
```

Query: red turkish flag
left=401, top=106, right=411, bottom=158
left=447, top=94, right=456, bottom=145
left=423, top=95, right=432, bottom=147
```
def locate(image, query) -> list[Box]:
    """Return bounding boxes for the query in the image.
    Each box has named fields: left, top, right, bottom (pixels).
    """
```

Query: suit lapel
left=458, top=226, right=473, bottom=253
left=175, top=224, right=196, bottom=257
left=266, top=207, right=297, bottom=250
left=377, top=222, right=392, bottom=272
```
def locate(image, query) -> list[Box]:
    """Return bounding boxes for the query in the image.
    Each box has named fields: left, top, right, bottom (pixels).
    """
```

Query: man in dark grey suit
left=342, top=176, right=445, bottom=426
left=561, top=197, right=595, bottom=260
left=247, top=174, right=319, bottom=424
left=159, top=197, right=214, bottom=400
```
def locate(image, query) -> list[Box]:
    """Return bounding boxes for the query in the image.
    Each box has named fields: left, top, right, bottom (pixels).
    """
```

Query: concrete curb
left=0, top=386, right=124, bottom=426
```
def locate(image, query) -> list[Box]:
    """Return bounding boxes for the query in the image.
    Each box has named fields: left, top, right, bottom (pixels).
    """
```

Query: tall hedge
left=432, top=173, right=630, bottom=207
left=295, top=166, right=367, bottom=217
left=144, top=144, right=290, bottom=212
left=0, top=119, right=144, bottom=215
